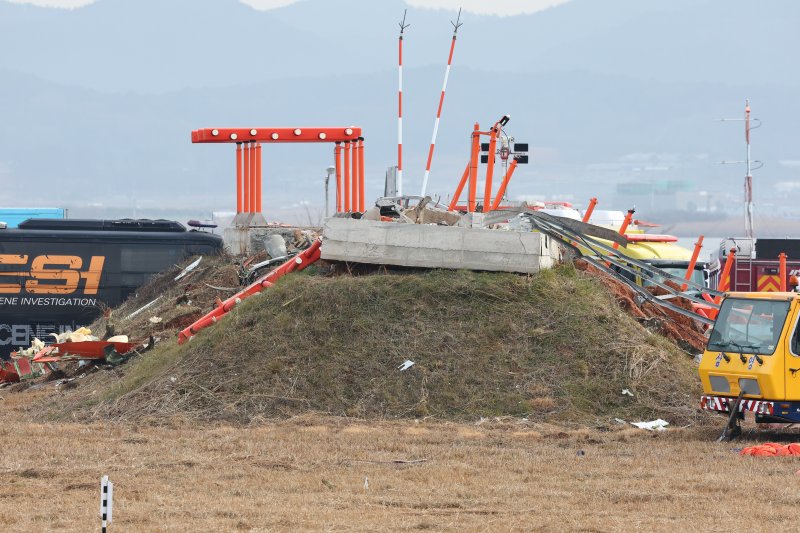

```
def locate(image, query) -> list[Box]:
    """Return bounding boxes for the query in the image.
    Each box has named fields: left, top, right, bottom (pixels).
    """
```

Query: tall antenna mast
left=397, top=10, right=409, bottom=196
left=720, top=99, right=762, bottom=239
left=420, top=7, right=462, bottom=197
left=744, top=100, right=753, bottom=239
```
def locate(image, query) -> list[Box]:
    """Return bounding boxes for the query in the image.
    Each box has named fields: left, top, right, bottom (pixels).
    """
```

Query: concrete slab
left=321, top=218, right=561, bottom=274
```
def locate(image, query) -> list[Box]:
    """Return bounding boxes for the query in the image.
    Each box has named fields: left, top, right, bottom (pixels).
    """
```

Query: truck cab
left=699, top=292, right=800, bottom=423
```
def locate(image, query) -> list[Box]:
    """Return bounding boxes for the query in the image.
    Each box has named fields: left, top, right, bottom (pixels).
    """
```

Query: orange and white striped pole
left=420, top=8, right=462, bottom=197
left=397, top=10, right=409, bottom=196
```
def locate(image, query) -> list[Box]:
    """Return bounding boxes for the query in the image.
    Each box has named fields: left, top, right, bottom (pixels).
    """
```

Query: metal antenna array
left=720, top=100, right=762, bottom=239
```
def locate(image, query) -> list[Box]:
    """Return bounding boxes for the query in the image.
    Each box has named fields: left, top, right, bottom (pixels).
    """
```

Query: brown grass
left=2, top=389, right=800, bottom=532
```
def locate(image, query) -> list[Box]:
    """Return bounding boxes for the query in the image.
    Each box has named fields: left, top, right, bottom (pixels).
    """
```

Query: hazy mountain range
left=1, top=0, right=799, bottom=226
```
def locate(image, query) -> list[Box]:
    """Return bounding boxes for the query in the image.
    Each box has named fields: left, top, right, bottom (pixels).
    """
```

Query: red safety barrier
left=177, top=239, right=322, bottom=344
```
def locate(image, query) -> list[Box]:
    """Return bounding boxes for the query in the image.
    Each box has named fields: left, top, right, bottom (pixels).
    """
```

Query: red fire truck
left=710, top=238, right=800, bottom=292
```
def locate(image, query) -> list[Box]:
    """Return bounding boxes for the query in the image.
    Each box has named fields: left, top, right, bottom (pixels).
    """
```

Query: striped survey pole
left=100, top=475, right=113, bottom=532
left=397, top=9, right=409, bottom=196
left=420, top=8, right=462, bottom=197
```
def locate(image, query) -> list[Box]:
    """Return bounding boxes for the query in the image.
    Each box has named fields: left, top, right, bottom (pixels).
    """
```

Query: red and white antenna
left=721, top=99, right=762, bottom=239
left=420, top=8, right=463, bottom=197
left=397, top=10, right=409, bottom=196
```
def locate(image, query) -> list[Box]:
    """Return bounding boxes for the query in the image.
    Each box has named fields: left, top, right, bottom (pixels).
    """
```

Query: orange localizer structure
left=191, top=126, right=364, bottom=214
left=358, top=138, right=366, bottom=212
left=334, top=143, right=343, bottom=213
left=236, top=143, right=243, bottom=213
left=467, top=123, right=481, bottom=212
left=343, top=141, right=351, bottom=212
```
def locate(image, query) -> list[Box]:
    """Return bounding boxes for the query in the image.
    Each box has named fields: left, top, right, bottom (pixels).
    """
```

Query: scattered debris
left=175, top=257, right=203, bottom=281
left=621, top=389, right=634, bottom=397
left=126, top=296, right=163, bottom=321
left=740, top=443, right=800, bottom=457
left=631, top=419, right=669, bottom=431
left=149, top=316, right=163, bottom=324
left=398, top=360, right=415, bottom=371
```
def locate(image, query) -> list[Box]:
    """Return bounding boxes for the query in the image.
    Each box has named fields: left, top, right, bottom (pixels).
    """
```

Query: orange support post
left=490, top=159, right=518, bottom=211
left=468, top=123, right=480, bottom=212
left=243, top=143, right=251, bottom=213
left=351, top=138, right=360, bottom=212
left=358, top=138, right=365, bottom=212
left=612, top=209, right=635, bottom=250
left=715, top=248, right=736, bottom=303
left=449, top=163, right=470, bottom=211
left=249, top=141, right=257, bottom=213
left=255, top=143, right=262, bottom=213
left=334, top=143, right=342, bottom=213
left=780, top=252, right=788, bottom=291
left=235, top=143, right=243, bottom=214
left=483, top=126, right=498, bottom=210
left=343, top=141, right=351, bottom=212
left=581, top=197, right=598, bottom=223
left=681, top=235, right=704, bottom=291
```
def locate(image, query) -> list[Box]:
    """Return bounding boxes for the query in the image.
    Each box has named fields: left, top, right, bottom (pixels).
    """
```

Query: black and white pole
left=100, top=475, right=113, bottom=532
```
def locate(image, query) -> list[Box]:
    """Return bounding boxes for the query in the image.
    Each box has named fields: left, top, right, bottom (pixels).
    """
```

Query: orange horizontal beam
left=192, top=127, right=362, bottom=144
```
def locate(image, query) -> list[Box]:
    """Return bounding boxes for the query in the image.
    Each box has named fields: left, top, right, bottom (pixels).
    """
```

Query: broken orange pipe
left=581, top=197, right=598, bottom=223
left=448, top=163, right=470, bottom=211
left=490, top=159, right=519, bottom=211
left=343, top=141, right=351, bottom=211
left=715, top=248, right=736, bottom=303
left=780, top=253, right=788, bottom=291
left=255, top=143, right=263, bottom=213
left=612, top=209, right=635, bottom=250
left=681, top=235, right=704, bottom=291
left=358, top=138, right=366, bottom=212
left=236, top=143, right=243, bottom=213
left=467, top=123, right=480, bottom=212
left=483, top=124, right=499, bottom=210
left=334, top=143, right=342, bottom=213
left=178, top=239, right=323, bottom=344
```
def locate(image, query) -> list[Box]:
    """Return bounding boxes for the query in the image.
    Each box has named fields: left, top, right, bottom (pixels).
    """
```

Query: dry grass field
left=3, top=390, right=800, bottom=532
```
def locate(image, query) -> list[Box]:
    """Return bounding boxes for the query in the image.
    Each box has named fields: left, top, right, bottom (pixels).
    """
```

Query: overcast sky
left=6, top=0, right=572, bottom=16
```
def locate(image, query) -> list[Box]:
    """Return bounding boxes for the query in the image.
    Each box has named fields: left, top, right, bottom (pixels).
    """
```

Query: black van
left=0, top=218, right=223, bottom=356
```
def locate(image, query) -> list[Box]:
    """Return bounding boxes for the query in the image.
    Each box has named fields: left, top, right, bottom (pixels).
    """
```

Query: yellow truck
left=698, top=291, right=800, bottom=438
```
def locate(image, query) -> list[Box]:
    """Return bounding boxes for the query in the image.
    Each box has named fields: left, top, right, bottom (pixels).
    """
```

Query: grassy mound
left=47, top=266, right=702, bottom=426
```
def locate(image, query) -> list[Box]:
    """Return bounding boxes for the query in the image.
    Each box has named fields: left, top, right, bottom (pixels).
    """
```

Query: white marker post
left=100, top=475, right=113, bottom=532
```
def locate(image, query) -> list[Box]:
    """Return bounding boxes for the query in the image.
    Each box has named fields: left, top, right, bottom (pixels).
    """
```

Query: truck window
left=708, top=298, right=791, bottom=356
